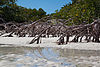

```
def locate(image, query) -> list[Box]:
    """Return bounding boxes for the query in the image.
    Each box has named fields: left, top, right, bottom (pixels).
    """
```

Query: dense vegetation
left=0, top=0, right=46, bottom=23
left=52, top=0, right=100, bottom=25
left=0, top=0, right=100, bottom=24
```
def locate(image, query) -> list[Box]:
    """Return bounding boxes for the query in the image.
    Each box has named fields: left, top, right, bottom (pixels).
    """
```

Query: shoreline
left=0, top=37, right=100, bottom=50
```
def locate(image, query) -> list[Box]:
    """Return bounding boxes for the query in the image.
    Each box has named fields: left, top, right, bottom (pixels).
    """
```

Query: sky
left=16, top=0, right=72, bottom=14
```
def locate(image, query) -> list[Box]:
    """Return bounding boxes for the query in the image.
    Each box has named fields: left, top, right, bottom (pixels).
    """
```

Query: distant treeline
left=0, top=0, right=46, bottom=23
left=0, top=0, right=100, bottom=24
left=51, top=0, right=100, bottom=25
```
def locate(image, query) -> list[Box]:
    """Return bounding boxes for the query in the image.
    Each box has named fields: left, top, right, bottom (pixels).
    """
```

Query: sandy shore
left=0, top=36, right=100, bottom=50
left=0, top=36, right=100, bottom=67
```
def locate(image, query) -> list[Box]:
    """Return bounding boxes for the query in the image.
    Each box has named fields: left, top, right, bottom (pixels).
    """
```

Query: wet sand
left=0, top=35, right=100, bottom=67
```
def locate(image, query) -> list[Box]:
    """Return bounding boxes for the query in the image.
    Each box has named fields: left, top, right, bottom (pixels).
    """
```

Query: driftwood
left=29, top=27, right=50, bottom=44
left=57, top=35, right=65, bottom=45
left=57, top=19, right=100, bottom=44
left=0, top=16, right=100, bottom=45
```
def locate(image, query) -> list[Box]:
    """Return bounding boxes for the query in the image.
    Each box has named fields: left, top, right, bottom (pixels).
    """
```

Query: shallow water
left=0, top=46, right=100, bottom=67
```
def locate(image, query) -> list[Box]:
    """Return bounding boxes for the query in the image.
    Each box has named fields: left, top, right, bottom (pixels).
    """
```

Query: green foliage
left=52, top=0, right=100, bottom=25
left=0, top=0, right=16, bottom=7
left=0, top=0, right=46, bottom=23
left=37, top=8, right=46, bottom=18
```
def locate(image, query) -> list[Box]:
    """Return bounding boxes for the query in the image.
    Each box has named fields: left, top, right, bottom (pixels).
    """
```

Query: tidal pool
left=0, top=46, right=100, bottom=67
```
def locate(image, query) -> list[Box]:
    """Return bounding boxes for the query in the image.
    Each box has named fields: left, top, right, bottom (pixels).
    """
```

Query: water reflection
left=54, top=48, right=100, bottom=57
left=0, top=47, right=75, bottom=67
left=0, top=46, right=100, bottom=67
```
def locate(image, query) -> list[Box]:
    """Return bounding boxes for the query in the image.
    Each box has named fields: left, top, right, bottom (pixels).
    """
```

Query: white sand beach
left=0, top=34, right=100, bottom=67
left=0, top=36, right=100, bottom=50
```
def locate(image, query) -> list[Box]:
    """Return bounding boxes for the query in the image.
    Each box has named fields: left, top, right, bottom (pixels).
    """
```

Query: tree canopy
left=0, top=0, right=100, bottom=24
left=0, top=0, right=46, bottom=23
left=52, top=0, right=100, bottom=25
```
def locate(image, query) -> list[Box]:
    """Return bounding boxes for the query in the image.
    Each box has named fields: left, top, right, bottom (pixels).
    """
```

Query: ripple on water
left=0, top=47, right=76, bottom=67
